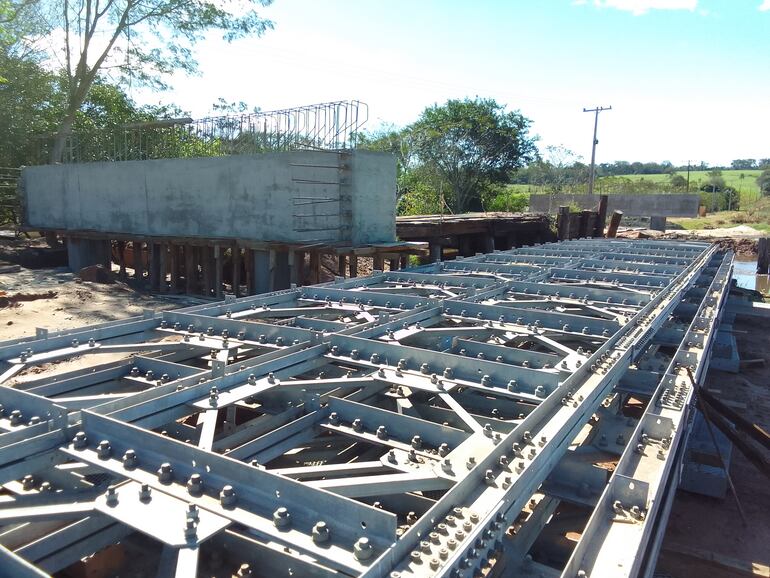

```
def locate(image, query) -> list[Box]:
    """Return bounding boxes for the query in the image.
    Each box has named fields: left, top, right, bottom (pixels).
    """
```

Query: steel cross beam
left=0, top=238, right=729, bottom=578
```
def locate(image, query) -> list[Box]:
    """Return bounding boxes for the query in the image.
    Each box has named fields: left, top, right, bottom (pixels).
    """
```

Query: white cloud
left=592, top=0, right=698, bottom=15
left=760, top=0, right=770, bottom=11
left=572, top=0, right=588, bottom=5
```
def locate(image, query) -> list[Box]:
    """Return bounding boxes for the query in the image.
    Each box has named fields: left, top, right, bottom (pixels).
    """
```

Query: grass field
left=670, top=197, right=770, bottom=232
left=511, top=169, right=765, bottom=208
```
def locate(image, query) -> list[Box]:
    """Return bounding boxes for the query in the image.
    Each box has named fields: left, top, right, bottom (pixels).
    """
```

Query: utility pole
left=686, top=160, right=691, bottom=193
left=583, top=106, right=612, bottom=195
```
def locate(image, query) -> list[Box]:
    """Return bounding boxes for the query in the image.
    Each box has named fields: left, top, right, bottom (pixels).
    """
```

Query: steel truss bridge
left=0, top=238, right=732, bottom=578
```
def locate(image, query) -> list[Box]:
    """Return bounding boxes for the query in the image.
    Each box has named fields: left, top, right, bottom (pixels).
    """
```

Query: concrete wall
left=529, top=193, right=700, bottom=217
left=22, top=150, right=396, bottom=245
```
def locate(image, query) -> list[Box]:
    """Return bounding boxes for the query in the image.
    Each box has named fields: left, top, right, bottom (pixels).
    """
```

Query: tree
left=669, top=174, right=688, bottom=189
left=409, top=98, right=537, bottom=213
left=29, top=0, right=273, bottom=162
left=758, top=169, right=770, bottom=196
left=731, top=159, right=757, bottom=170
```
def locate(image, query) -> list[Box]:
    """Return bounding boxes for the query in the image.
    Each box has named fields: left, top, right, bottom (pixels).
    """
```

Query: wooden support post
left=430, top=243, right=443, bottom=262
left=758, top=238, right=770, bottom=274
left=309, top=251, right=321, bottom=284
left=268, top=249, right=277, bottom=291
left=595, top=194, right=609, bottom=237
left=232, top=245, right=241, bottom=297
left=556, top=206, right=570, bottom=241
left=169, top=245, right=180, bottom=293
left=458, top=235, right=473, bottom=257
left=400, top=255, right=409, bottom=270
left=349, top=254, right=358, bottom=278
left=482, top=234, right=495, bottom=254
left=202, top=246, right=213, bottom=297
left=338, top=255, right=346, bottom=278
left=650, top=216, right=667, bottom=232
left=117, top=241, right=127, bottom=279
left=244, top=248, right=255, bottom=295
left=389, top=258, right=399, bottom=271
left=606, top=210, right=623, bottom=238
left=214, top=245, right=223, bottom=298
left=134, top=240, right=144, bottom=284
left=372, top=253, right=384, bottom=272
left=578, top=210, right=592, bottom=238
left=158, top=244, right=168, bottom=293
left=292, top=251, right=305, bottom=286
left=149, top=243, right=160, bottom=292
left=185, top=245, right=195, bottom=295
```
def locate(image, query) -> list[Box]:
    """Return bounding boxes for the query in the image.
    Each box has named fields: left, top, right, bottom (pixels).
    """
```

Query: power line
left=583, top=105, right=612, bottom=195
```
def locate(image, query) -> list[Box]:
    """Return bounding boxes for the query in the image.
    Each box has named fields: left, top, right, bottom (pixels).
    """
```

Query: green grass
left=512, top=169, right=765, bottom=208
left=669, top=198, right=770, bottom=232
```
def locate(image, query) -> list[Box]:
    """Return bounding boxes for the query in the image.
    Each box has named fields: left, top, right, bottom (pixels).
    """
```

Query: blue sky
left=133, top=0, right=770, bottom=166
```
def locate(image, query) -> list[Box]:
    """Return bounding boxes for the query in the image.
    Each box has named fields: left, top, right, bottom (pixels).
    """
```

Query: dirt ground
left=656, top=315, right=770, bottom=577
left=0, top=234, right=220, bottom=341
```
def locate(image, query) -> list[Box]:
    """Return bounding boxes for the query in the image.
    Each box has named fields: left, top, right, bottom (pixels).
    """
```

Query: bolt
left=442, top=458, right=453, bottom=473
left=312, top=521, right=330, bottom=543
left=438, top=443, right=450, bottom=457
left=40, top=481, right=52, bottom=492
left=22, top=475, right=35, bottom=490
left=9, top=410, right=22, bottom=426
left=411, top=435, right=422, bottom=449
left=73, top=431, right=88, bottom=449
left=157, top=462, right=173, bottom=483
left=443, top=367, right=454, bottom=379
left=352, top=418, right=364, bottom=432
left=273, top=506, right=291, bottom=528
left=354, top=537, right=374, bottom=560
left=483, top=424, right=493, bottom=437
left=187, top=473, right=203, bottom=496
left=408, top=449, right=419, bottom=462
left=237, top=564, right=253, bottom=577
left=406, top=511, right=418, bottom=524
left=184, top=517, right=197, bottom=538
left=329, top=412, right=340, bottom=425
left=376, top=425, right=388, bottom=439
left=97, top=440, right=112, bottom=459
left=484, top=469, right=495, bottom=486
left=139, top=483, right=152, bottom=501
left=106, top=485, right=118, bottom=506
left=388, top=449, right=397, bottom=463
left=122, top=449, right=137, bottom=468
left=481, top=375, right=491, bottom=386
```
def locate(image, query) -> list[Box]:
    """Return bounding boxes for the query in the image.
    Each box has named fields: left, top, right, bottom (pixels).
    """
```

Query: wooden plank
left=758, top=238, right=769, bottom=274
left=372, top=253, right=384, bottom=272
left=134, top=240, right=144, bottom=283
left=595, top=194, right=608, bottom=237
left=169, top=244, right=179, bottom=293
left=349, top=254, right=358, bottom=278
left=116, top=241, right=127, bottom=279
left=606, top=210, right=623, bottom=238
left=556, top=206, right=570, bottom=240
left=185, top=245, right=195, bottom=295
left=389, top=258, right=399, bottom=271
left=309, top=251, right=321, bottom=284
left=214, top=245, right=223, bottom=298
left=158, top=244, right=168, bottom=293
left=149, top=243, right=160, bottom=292
left=232, top=245, right=241, bottom=297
